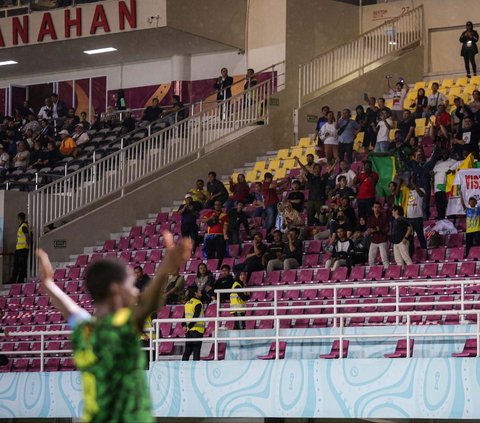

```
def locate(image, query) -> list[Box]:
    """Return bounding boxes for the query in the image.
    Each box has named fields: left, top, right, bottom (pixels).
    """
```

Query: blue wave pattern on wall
left=1, top=358, right=480, bottom=418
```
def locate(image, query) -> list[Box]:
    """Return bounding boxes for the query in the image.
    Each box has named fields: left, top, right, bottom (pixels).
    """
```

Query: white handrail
left=298, top=6, right=424, bottom=106
left=28, top=79, right=272, bottom=272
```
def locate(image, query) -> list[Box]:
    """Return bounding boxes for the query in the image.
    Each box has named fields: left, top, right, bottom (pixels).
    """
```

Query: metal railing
left=0, top=1, right=104, bottom=17
left=28, top=80, right=271, bottom=266
left=298, top=5, right=423, bottom=106
left=4, top=278, right=480, bottom=370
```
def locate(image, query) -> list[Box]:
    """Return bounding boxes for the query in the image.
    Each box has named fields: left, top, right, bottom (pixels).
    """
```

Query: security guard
left=9, top=212, right=29, bottom=284
left=182, top=286, right=204, bottom=361
left=230, top=271, right=249, bottom=330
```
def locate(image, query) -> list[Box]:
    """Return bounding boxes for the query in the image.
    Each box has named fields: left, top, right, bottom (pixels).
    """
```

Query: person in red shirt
left=354, top=160, right=379, bottom=219
left=202, top=200, right=229, bottom=263
left=225, top=173, right=251, bottom=210
left=428, top=103, right=451, bottom=142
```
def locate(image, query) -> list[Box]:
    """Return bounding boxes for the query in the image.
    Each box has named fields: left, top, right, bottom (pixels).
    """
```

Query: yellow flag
left=446, top=153, right=474, bottom=194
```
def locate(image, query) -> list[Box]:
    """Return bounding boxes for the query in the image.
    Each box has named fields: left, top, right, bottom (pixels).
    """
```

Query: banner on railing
left=447, top=168, right=480, bottom=217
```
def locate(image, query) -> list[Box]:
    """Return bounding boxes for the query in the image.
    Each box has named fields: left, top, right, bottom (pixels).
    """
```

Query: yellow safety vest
left=140, top=314, right=155, bottom=341
left=230, top=281, right=246, bottom=314
left=16, top=222, right=29, bottom=250
left=184, top=298, right=205, bottom=334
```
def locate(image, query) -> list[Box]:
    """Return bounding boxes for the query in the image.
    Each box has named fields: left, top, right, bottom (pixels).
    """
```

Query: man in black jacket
left=214, top=68, right=233, bottom=101
left=227, top=201, right=250, bottom=245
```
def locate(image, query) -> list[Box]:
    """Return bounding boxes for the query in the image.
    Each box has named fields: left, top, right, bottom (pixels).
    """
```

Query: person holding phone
left=460, top=21, right=479, bottom=78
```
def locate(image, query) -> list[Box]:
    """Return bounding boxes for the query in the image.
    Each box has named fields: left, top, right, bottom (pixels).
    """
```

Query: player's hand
left=161, top=231, right=192, bottom=274
left=36, top=249, right=54, bottom=286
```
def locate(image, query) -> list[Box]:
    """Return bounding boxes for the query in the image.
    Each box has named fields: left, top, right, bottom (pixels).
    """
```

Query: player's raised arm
left=133, top=232, right=192, bottom=331
left=36, top=249, right=86, bottom=321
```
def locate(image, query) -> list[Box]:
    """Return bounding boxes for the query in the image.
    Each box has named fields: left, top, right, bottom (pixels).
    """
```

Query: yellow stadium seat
left=469, top=75, right=480, bottom=85
left=407, top=90, right=417, bottom=100
left=461, top=93, right=471, bottom=103
left=447, top=95, right=456, bottom=105
left=304, top=146, right=316, bottom=157
left=438, top=88, right=448, bottom=95
left=276, top=149, right=290, bottom=160
left=267, top=159, right=280, bottom=171
left=464, top=84, right=476, bottom=95
left=389, top=129, right=396, bottom=141
left=290, top=146, right=303, bottom=158
left=385, top=99, right=393, bottom=109
left=449, top=86, right=462, bottom=96
left=456, top=77, right=469, bottom=87
left=245, top=170, right=257, bottom=183
left=413, top=81, right=426, bottom=91
left=253, top=160, right=266, bottom=172
left=298, top=137, right=313, bottom=148
left=441, top=79, right=454, bottom=88
left=283, top=159, right=296, bottom=170
left=415, top=126, right=426, bottom=137
left=274, top=168, right=287, bottom=179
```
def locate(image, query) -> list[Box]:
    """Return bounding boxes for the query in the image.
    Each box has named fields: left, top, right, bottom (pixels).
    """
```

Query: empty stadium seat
left=319, top=340, right=349, bottom=359
left=258, top=342, right=287, bottom=360
left=384, top=339, right=414, bottom=358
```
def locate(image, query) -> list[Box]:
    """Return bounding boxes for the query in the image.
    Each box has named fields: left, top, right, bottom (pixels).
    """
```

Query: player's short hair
left=85, top=259, right=127, bottom=303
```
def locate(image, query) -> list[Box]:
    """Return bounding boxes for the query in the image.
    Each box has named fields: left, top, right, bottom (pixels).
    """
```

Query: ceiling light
left=389, top=41, right=397, bottom=45
left=0, top=60, right=17, bottom=66
left=84, top=47, right=117, bottom=55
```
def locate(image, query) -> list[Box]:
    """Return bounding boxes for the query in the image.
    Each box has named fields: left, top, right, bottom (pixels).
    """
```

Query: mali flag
left=446, top=153, right=474, bottom=197
left=370, top=154, right=396, bottom=197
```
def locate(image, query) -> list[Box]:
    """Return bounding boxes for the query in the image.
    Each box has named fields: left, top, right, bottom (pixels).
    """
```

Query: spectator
left=12, top=141, right=29, bottom=169
left=460, top=21, right=479, bottom=78
left=397, top=110, right=416, bottom=144
left=226, top=173, right=250, bottom=210
left=115, top=89, right=127, bottom=111
left=470, top=90, right=480, bottom=116
left=354, top=160, right=378, bottom=219
left=432, top=150, right=458, bottom=220
left=367, top=201, right=389, bottom=268
left=22, top=112, right=41, bottom=135
left=282, top=200, right=305, bottom=235
left=386, top=78, right=409, bottom=122
left=91, top=114, right=105, bottom=131
left=385, top=181, right=401, bottom=217
left=463, top=196, right=480, bottom=257
left=194, top=263, right=215, bottom=303
left=426, top=82, right=448, bottom=116
left=410, top=88, right=428, bottom=119
left=377, top=97, right=392, bottom=116
left=452, top=116, right=480, bottom=157
left=389, top=205, right=413, bottom=266
left=72, top=123, right=90, bottom=146
left=233, top=233, right=266, bottom=279
left=286, top=180, right=305, bottom=212
left=266, top=228, right=302, bottom=271
left=295, top=158, right=329, bottom=226
left=79, top=112, right=91, bottom=130
left=336, top=160, right=357, bottom=188
left=214, top=68, right=233, bottom=101
left=244, top=68, right=258, bottom=90
left=0, top=144, right=9, bottom=177
left=38, top=97, right=53, bottom=120
left=142, top=98, right=162, bottom=123
left=251, top=181, right=265, bottom=217
left=182, top=286, right=204, bottom=362
left=202, top=200, right=228, bottom=262
left=58, top=130, right=77, bottom=157
left=206, top=171, right=229, bottom=208
left=178, top=194, right=200, bottom=252
left=399, top=147, right=439, bottom=220
left=227, top=200, right=250, bottom=245
left=165, top=268, right=185, bottom=304
left=363, top=95, right=378, bottom=150
left=374, top=110, right=393, bottom=152
left=355, top=105, right=368, bottom=137
left=171, top=95, right=186, bottom=123
left=297, top=153, right=315, bottom=186
left=51, top=93, right=67, bottom=120
left=42, top=141, right=63, bottom=168
left=428, top=103, right=452, bottom=142
left=34, top=119, right=54, bottom=145
left=212, top=264, right=234, bottom=303
left=8, top=212, right=29, bottom=284
left=262, top=172, right=282, bottom=233
left=134, top=265, right=151, bottom=292
left=451, top=97, right=473, bottom=133
left=351, top=229, right=369, bottom=265
left=28, top=141, right=45, bottom=170
left=64, top=108, right=80, bottom=130
left=121, top=110, right=136, bottom=134
left=102, top=106, right=119, bottom=129
left=330, top=176, right=355, bottom=204
left=230, top=271, right=249, bottom=330
left=188, top=179, right=209, bottom=210
left=338, top=196, right=357, bottom=229
left=314, top=106, right=330, bottom=143
left=337, top=108, right=360, bottom=163
left=325, top=227, right=354, bottom=270
left=319, top=110, right=338, bottom=162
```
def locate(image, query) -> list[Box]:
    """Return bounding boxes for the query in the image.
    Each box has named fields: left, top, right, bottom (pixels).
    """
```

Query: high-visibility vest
left=230, top=281, right=246, bottom=314
left=184, top=298, right=205, bottom=334
left=16, top=222, right=29, bottom=250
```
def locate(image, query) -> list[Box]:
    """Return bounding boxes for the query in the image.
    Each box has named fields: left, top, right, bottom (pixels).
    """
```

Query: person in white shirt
left=38, top=97, right=53, bottom=121
left=319, top=110, right=338, bottom=162
left=12, top=141, right=30, bottom=170
left=427, top=82, right=448, bottom=116
left=72, top=124, right=90, bottom=146
left=0, top=144, right=10, bottom=175
left=336, top=160, right=357, bottom=188
left=325, top=227, right=354, bottom=270
left=387, top=78, right=409, bottom=121
left=403, top=174, right=427, bottom=257
left=374, top=110, right=393, bottom=152
left=432, top=150, right=458, bottom=220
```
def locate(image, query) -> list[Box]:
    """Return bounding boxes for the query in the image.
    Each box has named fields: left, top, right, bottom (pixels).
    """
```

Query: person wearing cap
left=58, top=130, right=77, bottom=157
left=72, top=123, right=90, bottom=146
left=178, top=194, right=200, bottom=253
